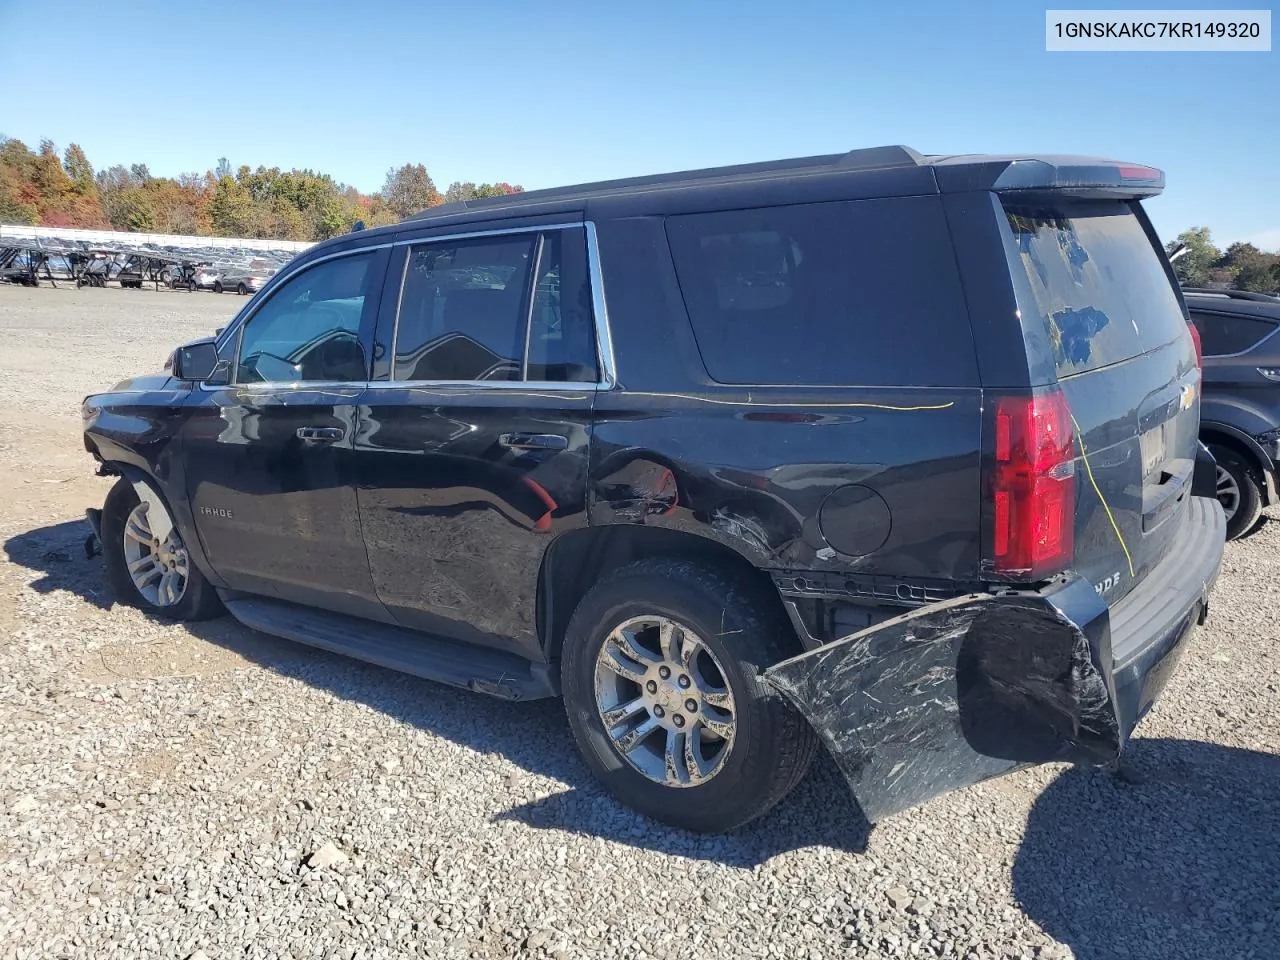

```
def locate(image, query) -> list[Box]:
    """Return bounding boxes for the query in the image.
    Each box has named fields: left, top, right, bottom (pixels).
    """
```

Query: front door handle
left=296, top=426, right=345, bottom=443
left=499, top=432, right=568, bottom=451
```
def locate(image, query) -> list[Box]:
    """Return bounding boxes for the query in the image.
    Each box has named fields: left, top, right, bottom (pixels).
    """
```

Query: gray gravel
left=2, top=285, right=1278, bottom=960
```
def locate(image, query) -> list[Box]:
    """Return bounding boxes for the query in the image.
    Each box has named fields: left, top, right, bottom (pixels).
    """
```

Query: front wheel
left=100, top=478, right=223, bottom=620
left=561, top=558, right=817, bottom=833
left=213, top=281, right=223, bottom=294
left=1209, top=445, right=1264, bottom=539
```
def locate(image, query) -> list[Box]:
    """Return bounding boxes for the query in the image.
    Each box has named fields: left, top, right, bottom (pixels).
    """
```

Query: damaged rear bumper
left=764, top=495, right=1226, bottom=823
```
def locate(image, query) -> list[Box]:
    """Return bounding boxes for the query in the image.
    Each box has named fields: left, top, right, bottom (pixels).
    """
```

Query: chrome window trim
left=522, top=234, right=545, bottom=381
left=584, top=221, right=618, bottom=388
left=363, top=379, right=596, bottom=392
left=204, top=219, right=619, bottom=392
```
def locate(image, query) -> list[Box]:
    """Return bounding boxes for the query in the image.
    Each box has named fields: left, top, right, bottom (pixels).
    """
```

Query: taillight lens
left=990, top=390, right=1075, bottom=580
left=1187, top=320, right=1203, bottom=371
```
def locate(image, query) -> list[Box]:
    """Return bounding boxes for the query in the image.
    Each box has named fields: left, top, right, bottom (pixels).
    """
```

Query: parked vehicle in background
left=1186, top=287, right=1280, bottom=538
left=214, top=259, right=276, bottom=295
left=193, top=266, right=222, bottom=291
left=82, top=145, right=1225, bottom=833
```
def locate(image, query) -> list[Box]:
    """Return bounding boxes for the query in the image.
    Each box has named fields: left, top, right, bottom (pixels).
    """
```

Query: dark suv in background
left=83, top=146, right=1225, bottom=833
left=1186, top=288, right=1280, bottom=538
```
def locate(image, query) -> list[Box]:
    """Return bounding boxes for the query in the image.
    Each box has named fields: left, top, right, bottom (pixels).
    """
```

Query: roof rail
left=1181, top=286, right=1280, bottom=303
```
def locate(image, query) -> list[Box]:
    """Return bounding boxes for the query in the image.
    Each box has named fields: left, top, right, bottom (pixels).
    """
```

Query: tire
left=1209, top=445, right=1264, bottom=540
left=213, top=281, right=223, bottom=294
left=561, top=558, right=817, bottom=833
left=238, top=282, right=249, bottom=295
left=100, top=478, right=223, bottom=621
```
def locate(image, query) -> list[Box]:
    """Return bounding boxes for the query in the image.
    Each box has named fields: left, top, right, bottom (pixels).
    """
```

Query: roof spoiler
left=931, top=155, right=1165, bottom=198
left=991, top=158, right=1165, bottom=198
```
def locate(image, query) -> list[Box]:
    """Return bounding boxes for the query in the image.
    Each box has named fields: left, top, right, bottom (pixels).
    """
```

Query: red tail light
left=1187, top=320, right=1203, bottom=371
left=990, top=390, right=1075, bottom=579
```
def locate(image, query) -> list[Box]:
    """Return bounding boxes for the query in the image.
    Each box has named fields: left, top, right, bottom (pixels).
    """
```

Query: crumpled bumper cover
left=765, top=497, right=1224, bottom=823
left=764, top=589, right=1124, bottom=823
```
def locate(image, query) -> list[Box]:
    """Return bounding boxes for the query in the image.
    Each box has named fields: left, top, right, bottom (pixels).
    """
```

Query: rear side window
left=1003, top=201, right=1187, bottom=377
left=1190, top=309, right=1278, bottom=357
left=392, top=229, right=598, bottom=383
left=665, top=198, right=977, bottom=387
left=394, top=235, right=534, bottom=382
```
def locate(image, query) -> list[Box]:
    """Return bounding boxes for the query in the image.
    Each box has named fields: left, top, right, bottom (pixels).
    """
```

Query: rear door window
left=1003, top=201, right=1186, bottom=377
left=1189, top=309, right=1278, bottom=357
left=665, top=197, right=977, bottom=387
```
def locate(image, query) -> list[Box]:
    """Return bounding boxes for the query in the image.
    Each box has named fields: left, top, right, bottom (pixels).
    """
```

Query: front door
left=183, top=245, right=391, bottom=619
left=356, top=226, right=600, bottom=658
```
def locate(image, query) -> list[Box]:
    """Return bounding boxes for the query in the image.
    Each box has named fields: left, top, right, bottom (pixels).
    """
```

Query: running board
left=221, top=596, right=556, bottom=701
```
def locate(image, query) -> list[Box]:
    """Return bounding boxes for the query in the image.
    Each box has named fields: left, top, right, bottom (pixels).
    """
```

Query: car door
left=182, top=244, right=392, bottom=620
left=355, top=224, right=600, bottom=659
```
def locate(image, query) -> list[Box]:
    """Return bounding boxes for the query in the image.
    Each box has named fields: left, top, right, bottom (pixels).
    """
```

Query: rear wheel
left=101, top=479, right=223, bottom=621
left=213, top=281, right=223, bottom=294
left=560, top=558, right=817, bottom=833
left=1209, top=444, right=1263, bottom=540
left=238, top=282, right=249, bottom=295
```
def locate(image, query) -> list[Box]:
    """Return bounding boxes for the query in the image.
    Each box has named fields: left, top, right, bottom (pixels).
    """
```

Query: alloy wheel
left=121, top=501, right=190, bottom=607
left=1216, top=465, right=1240, bottom=521
left=593, top=615, right=737, bottom=788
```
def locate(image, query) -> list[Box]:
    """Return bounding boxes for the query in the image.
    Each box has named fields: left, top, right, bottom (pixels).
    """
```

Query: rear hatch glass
left=1002, top=200, right=1199, bottom=604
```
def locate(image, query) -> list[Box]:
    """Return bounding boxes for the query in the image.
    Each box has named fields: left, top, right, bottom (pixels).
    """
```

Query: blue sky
left=1, top=0, right=1275, bottom=247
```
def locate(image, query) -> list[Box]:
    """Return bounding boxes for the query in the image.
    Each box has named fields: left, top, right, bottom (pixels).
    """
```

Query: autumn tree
left=382, top=163, right=440, bottom=219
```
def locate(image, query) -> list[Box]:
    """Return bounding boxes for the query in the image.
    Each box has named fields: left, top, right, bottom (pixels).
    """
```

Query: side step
left=222, top=596, right=557, bottom=701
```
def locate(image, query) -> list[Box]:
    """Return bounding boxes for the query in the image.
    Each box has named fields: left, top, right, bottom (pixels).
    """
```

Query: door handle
left=296, top=426, right=345, bottom=443
left=499, top=432, right=568, bottom=451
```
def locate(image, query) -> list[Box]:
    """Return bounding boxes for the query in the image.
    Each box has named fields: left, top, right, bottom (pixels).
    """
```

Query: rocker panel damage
left=763, top=591, right=1121, bottom=823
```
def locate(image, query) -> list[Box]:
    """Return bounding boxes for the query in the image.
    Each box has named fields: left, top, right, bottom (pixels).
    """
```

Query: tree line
left=0, top=136, right=523, bottom=242
left=1166, top=227, right=1280, bottom=293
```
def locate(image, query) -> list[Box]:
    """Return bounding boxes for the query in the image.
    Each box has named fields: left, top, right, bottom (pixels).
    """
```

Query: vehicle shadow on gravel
left=1014, top=737, right=1280, bottom=960
left=6, top=519, right=871, bottom=865
left=3, top=520, right=112, bottom=609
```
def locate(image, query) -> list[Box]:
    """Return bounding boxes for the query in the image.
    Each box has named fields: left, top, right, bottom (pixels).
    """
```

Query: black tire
left=561, top=558, right=817, bottom=833
left=238, top=282, right=249, bottom=295
left=100, top=478, right=224, bottom=621
left=1209, top=444, right=1264, bottom=540
left=213, top=281, right=223, bottom=294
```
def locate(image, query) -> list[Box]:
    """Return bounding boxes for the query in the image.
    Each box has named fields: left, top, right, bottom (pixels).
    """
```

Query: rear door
left=1000, top=199, right=1200, bottom=602
left=355, top=225, right=599, bottom=660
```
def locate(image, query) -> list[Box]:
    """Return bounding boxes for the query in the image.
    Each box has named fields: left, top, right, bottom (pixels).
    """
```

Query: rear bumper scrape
left=763, top=590, right=1122, bottom=823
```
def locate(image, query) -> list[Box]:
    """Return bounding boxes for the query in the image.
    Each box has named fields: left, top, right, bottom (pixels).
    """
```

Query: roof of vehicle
left=303, top=145, right=1166, bottom=262
left=1183, top=288, right=1280, bottom=320
left=400, top=145, right=1163, bottom=224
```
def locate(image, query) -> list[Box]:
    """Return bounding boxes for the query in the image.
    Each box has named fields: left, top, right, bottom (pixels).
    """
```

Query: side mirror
left=172, top=341, right=219, bottom=381
left=214, top=327, right=225, bottom=336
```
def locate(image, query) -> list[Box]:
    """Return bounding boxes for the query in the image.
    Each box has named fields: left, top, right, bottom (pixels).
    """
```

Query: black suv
left=1185, top=288, right=1280, bottom=538
left=82, top=146, right=1225, bottom=832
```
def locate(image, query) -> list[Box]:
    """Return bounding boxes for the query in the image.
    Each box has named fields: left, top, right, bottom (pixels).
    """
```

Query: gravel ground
left=1, top=285, right=1278, bottom=960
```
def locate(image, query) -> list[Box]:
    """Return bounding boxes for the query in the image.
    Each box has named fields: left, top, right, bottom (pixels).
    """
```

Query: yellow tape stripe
left=1070, top=413, right=1134, bottom=578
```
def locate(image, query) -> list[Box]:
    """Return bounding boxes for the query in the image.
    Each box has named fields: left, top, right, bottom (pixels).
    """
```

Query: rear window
left=1190, top=309, right=1278, bottom=357
left=665, top=197, right=977, bottom=387
left=1003, top=201, right=1187, bottom=377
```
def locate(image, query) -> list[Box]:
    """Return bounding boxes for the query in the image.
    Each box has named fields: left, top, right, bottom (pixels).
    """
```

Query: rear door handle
left=296, top=426, right=345, bottom=443
left=499, top=432, right=568, bottom=451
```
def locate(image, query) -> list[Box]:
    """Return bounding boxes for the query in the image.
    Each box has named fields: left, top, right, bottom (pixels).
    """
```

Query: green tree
left=62, top=143, right=95, bottom=194
left=1219, top=242, right=1280, bottom=293
left=1167, top=227, right=1220, bottom=287
left=207, top=175, right=257, bottom=237
left=382, top=163, right=440, bottom=219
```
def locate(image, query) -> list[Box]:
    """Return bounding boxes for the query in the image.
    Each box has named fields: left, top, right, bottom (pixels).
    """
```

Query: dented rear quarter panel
left=587, top=216, right=984, bottom=585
